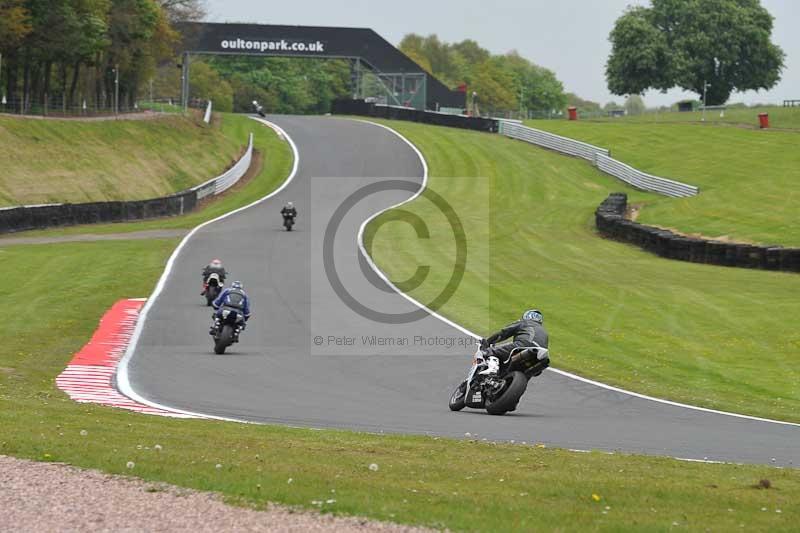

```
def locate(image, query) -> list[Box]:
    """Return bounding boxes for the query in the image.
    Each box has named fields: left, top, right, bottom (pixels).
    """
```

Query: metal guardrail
left=498, top=121, right=699, bottom=198
left=499, top=121, right=609, bottom=163
left=596, top=154, right=698, bottom=198
left=192, top=133, right=254, bottom=197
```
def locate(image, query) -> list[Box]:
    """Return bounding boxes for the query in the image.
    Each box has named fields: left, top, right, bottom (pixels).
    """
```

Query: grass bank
left=0, top=114, right=291, bottom=237
left=367, top=120, right=800, bottom=423
left=525, top=118, right=800, bottom=246
left=0, top=113, right=242, bottom=207
left=0, top=240, right=797, bottom=531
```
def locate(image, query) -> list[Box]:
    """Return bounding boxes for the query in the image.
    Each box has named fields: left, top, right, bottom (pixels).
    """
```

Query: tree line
left=147, top=54, right=352, bottom=115
left=399, top=34, right=567, bottom=115
left=0, top=0, right=204, bottom=111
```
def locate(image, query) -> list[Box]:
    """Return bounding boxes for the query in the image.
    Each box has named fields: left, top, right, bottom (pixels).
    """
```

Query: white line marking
left=350, top=119, right=800, bottom=429
left=115, top=117, right=300, bottom=422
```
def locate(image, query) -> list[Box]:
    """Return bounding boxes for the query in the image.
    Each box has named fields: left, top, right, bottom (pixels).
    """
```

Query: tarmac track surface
left=127, top=116, right=800, bottom=466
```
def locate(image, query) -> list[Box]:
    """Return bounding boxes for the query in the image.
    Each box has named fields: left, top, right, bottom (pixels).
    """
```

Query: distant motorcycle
left=449, top=342, right=549, bottom=415
left=203, top=273, right=223, bottom=307
left=211, top=308, right=246, bottom=355
left=283, top=213, right=295, bottom=231
left=252, top=100, right=266, bottom=118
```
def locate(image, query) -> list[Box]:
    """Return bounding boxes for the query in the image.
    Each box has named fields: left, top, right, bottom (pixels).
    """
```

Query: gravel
left=0, top=455, right=434, bottom=532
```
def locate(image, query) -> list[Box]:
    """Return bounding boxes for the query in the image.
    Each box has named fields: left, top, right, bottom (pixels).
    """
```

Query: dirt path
left=0, top=455, right=431, bottom=533
left=0, top=229, right=189, bottom=246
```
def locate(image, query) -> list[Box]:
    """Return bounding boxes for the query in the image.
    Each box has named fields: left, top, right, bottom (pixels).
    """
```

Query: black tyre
left=449, top=382, right=467, bottom=411
left=214, top=325, right=233, bottom=354
left=485, top=371, right=528, bottom=415
left=205, top=293, right=214, bottom=307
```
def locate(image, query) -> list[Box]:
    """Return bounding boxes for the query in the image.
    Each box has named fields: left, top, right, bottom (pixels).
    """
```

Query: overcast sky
left=206, top=0, right=797, bottom=107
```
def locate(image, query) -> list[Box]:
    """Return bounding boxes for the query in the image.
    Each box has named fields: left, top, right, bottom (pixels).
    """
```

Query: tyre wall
left=331, top=99, right=499, bottom=133
left=595, top=193, right=800, bottom=272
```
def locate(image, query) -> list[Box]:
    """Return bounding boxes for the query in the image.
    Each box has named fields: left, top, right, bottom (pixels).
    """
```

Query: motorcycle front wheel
left=485, top=371, right=528, bottom=415
left=214, top=325, right=234, bottom=354
left=449, top=382, right=467, bottom=411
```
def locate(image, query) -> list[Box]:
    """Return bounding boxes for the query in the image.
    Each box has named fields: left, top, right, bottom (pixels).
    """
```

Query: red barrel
left=568, top=106, right=578, bottom=121
left=758, top=113, right=769, bottom=129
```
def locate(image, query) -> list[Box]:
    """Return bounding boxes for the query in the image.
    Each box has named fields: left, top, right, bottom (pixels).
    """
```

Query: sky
left=206, top=0, right=797, bottom=107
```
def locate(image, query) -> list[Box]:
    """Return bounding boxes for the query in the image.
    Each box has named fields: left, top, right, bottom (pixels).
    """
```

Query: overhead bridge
left=177, top=22, right=465, bottom=111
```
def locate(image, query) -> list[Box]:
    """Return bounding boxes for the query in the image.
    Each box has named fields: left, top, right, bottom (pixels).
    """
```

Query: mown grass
left=367, top=120, right=800, bottom=424
left=582, top=105, right=800, bottom=130
left=525, top=118, right=800, bottom=246
left=1, top=240, right=798, bottom=531
left=0, top=113, right=241, bottom=207
left=0, top=114, right=292, bottom=237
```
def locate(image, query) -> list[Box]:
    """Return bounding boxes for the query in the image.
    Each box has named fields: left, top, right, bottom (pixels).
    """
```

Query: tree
left=606, top=0, right=785, bottom=105
left=624, top=94, right=645, bottom=115
left=566, top=93, right=601, bottom=114
left=0, top=0, right=32, bottom=100
left=0, top=1, right=31, bottom=52
left=156, top=0, right=205, bottom=22
left=189, top=60, right=232, bottom=111
left=399, top=33, right=567, bottom=114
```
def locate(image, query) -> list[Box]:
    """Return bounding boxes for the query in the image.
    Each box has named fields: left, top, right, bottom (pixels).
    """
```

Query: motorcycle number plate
left=472, top=393, right=482, bottom=402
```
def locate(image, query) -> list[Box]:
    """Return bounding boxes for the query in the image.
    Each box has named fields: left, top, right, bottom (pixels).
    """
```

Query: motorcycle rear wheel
left=485, top=371, right=528, bottom=415
left=448, top=382, right=467, bottom=411
left=214, top=325, right=234, bottom=354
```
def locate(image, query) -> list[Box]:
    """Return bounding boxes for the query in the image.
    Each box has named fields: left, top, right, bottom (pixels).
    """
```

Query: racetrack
left=125, top=115, right=800, bottom=466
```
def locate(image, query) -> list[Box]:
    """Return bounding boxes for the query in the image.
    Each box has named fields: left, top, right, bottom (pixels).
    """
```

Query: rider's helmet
left=210, top=258, right=223, bottom=268
left=231, top=281, right=243, bottom=291
left=252, top=100, right=258, bottom=106
left=522, top=309, right=543, bottom=324
left=286, top=201, right=293, bottom=208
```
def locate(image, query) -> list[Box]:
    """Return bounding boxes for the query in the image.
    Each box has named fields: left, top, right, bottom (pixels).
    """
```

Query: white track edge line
left=350, top=119, right=800, bottom=430
left=115, top=117, right=299, bottom=422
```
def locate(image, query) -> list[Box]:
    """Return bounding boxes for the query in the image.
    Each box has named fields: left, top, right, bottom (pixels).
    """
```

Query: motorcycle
left=211, top=308, right=246, bottom=354
left=449, top=342, right=550, bottom=415
left=203, top=273, right=223, bottom=307
left=252, top=101, right=266, bottom=118
left=283, top=214, right=295, bottom=231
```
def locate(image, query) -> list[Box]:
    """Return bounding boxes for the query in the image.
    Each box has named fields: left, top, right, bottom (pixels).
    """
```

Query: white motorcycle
left=203, top=273, right=223, bottom=307
left=449, top=342, right=550, bottom=415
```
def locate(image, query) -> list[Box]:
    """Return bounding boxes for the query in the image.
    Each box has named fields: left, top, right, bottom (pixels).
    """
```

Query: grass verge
left=0, top=242, right=798, bottom=531
left=0, top=113, right=242, bottom=207
left=575, top=105, right=800, bottom=130
left=366, top=120, right=800, bottom=423
left=525, top=118, right=800, bottom=246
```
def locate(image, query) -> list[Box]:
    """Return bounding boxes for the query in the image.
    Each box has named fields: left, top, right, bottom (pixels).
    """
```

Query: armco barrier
left=499, top=121, right=699, bottom=198
left=595, top=154, right=698, bottom=198
left=499, top=120, right=609, bottom=163
left=331, top=99, right=499, bottom=133
left=0, top=133, right=253, bottom=234
left=595, top=193, right=799, bottom=272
